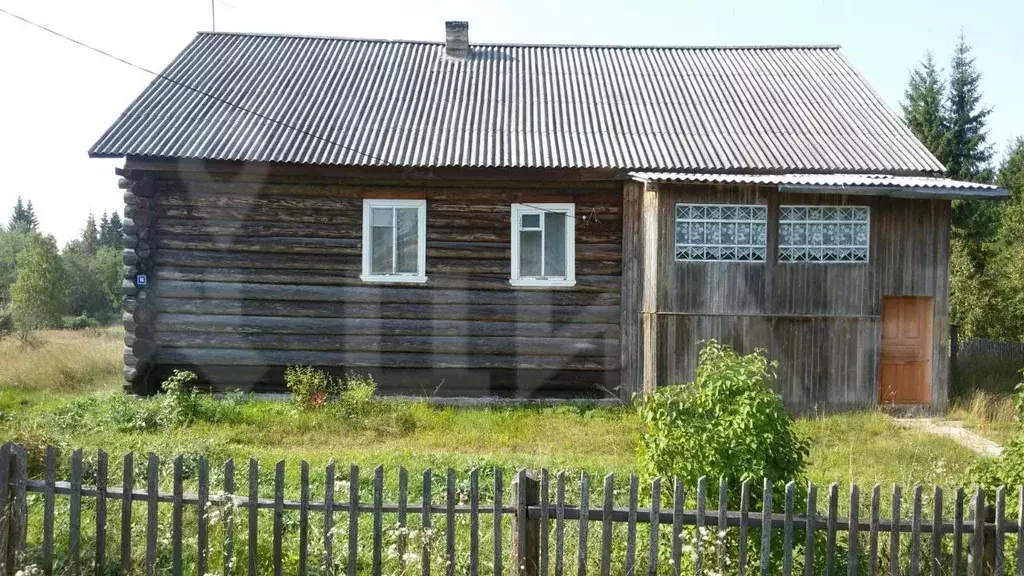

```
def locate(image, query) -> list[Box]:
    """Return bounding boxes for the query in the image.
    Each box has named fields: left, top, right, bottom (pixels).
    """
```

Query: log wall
left=125, top=163, right=623, bottom=397
left=651, top=183, right=951, bottom=413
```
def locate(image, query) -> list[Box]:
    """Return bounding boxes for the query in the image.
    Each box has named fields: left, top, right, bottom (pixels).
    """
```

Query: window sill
left=509, top=278, right=577, bottom=289
left=360, top=275, right=429, bottom=284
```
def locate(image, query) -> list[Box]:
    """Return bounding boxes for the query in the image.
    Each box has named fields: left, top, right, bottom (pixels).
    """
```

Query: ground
left=0, top=328, right=988, bottom=491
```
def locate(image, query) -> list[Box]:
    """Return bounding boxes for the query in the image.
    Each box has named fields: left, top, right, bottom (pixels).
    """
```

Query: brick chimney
left=445, top=21, right=470, bottom=58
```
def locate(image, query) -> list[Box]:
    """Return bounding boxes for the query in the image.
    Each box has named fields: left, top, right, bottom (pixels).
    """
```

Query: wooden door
left=880, top=297, right=933, bottom=405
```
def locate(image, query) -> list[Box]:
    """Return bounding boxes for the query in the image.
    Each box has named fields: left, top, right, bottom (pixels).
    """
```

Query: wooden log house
left=91, top=23, right=1006, bottom=411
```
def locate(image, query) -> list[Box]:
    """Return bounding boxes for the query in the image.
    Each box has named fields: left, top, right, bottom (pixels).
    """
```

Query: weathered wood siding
left=652, top=183, right=950, bottom=413
left=126, top=165, right=623, bottom=397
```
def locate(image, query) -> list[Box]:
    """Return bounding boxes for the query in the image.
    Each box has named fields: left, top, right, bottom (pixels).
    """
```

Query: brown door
left=880, top=297, right=933, bottom=405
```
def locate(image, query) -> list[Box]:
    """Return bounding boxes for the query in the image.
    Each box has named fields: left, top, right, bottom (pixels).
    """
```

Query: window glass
left=395, top=207, right=419, bottom=273
left=675, top=204, right=767, bottom=262
left=543, top=212, right=567, bottom=277
left=779, top=205, right=869, bottom=262
left=362, top=200, right=426, bottom=281
left=519, top=229, right=543, bottom=277
left=511, top=203, right=575, bottom=286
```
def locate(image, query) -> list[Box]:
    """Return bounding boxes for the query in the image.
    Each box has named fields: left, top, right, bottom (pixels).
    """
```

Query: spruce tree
left=901, top=51, right=947, bottom=156
left=22, top=200, right=38, bottom=230
left=945, top=32, right=993, bottom=181
left=82, top=212, right=99, bottom=256
left=8, top=197, right=28, bottom=231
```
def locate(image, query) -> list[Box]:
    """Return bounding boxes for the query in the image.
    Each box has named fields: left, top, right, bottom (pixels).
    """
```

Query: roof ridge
left=194, top=30, right=841, bottom=50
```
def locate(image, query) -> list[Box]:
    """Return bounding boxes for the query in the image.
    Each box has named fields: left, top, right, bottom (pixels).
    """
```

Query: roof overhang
left=628, top=172, right=1009, bottom=200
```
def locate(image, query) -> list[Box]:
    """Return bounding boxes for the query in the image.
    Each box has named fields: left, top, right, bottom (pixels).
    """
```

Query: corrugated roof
left=90, top=31, right=945, bottom=173
left=629, top=172, right=1008, bottom=199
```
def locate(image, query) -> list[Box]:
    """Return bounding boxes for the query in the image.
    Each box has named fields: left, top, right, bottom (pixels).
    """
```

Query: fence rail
left=0, top=443, right=1018, bottom=576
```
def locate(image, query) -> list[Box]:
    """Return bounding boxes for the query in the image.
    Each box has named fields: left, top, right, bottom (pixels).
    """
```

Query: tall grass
left=0, top=327, right=122, bottom=394
left=948, top=389, right=1018, bottom=443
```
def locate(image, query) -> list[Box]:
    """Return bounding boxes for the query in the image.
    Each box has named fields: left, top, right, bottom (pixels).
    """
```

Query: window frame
left=674, top=203, right=768, bottom=263
left=778, top=204, right=871, bottom=264
left=509, top=202, right=576, bottom=288
left=360, top=198, right=428, bottom=284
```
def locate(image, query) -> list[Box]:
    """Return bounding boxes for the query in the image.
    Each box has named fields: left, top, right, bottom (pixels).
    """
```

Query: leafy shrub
left=63, top=315, right=100, bottom=330
left=106, top=393, right=163, bottom=432
left=637, top=340, right=809, bottom=487
left=0, top=305, right=13, bottom=340
left=284, top=366, right=340, bottom=409
left=338, top=372, right=378, bottom=417
left=161, top=370, right=201, bottom=426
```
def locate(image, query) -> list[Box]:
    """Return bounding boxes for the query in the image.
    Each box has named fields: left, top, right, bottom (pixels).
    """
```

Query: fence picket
left=996, top=486, right=1006, bottom=576
left=349, top=465, right=360, bottom=576
left=495, top=469, right=503, bottom=576
left=555, top=472, right=566, bottom=576
left=626, top=474, right=638, bottom=576
left=826, top=483, right=838, bottom=576
left=11, top=445, right=26, bottom=571
left=933, top=486, right=943, bottom=576
left=42, top=446, right=56, bottom=576
left=672, top=478, right=684, bottom=576
left=784, top=481, right=794, bottom=576
left=95, top=450, right=108, bottom=576
left=423, top=468, right=432, bottom=576
left=891, top=485, right=902, bottom=576
left=224, top=458, right=235, bottom=576
left=273, top=461, right=284, bottom=576
left=146, top=453, right=158, bottom=576
left=577, top=472, right=590, bottom=576
left=718, top=478, right=728, bottom=575
left=911, top=485, right=922, bottom=576
left=395, top=466, right=406, bottom=576
left=198, top=456, right=209, bottom=576
left=0, top=444, right=9, bottom=576
left=973, top=487, right=985, bottom=576
left=470, top=468, right=480, bottom=576
left=247, top=458, right=258, bottom=576
left=759, top=479, right=772, bottom=576
left=376, top=466, right=385, bottom=576
left=696, top=476, right=707, bottom=575
left=120, top=453, right=133, bottom=576
left=740, top=478, right=752, bottom=576
left=600, top=474, right=613, bottom=576
left=649, top=478, right=661, bottom=576
left=954, top=487, right=964, bottom=576
left=848, top=484, right=859, bottom=576
left=445, top=468, right=454, bottom=576
left=870, top=485, right=880, bottom=576
left=173, top=456, right=184, bottom=576
left=324, top=462, right=336, bottom=576
left=70, top=449, right=83, bottom=576
left=299, top=461, right=309, bottom=576
left=541, top=469, right=550, bottom=576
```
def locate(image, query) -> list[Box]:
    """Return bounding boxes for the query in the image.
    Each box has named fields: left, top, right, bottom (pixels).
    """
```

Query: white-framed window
left=361, top=199, right=427, bottom=283
left=675, top=203, right=767, bottom=262
left=510, top=203, right=576, bottom=287
left=779, top=205, right=870, bottom=263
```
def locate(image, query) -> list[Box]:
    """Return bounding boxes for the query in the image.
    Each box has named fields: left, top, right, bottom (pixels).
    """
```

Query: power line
left=0, top=6, right=598, bottom=223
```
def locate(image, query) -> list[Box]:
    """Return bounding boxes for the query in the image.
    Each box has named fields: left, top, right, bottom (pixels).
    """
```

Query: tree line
left=901, top=33, right=1024, bottom=342
left=1, top=196, right=123, bottom=338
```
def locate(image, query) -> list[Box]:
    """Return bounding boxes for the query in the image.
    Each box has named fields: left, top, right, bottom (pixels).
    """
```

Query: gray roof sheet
left=630, top=172, right=1007, bottom=199
left=90, top=32, right=945, bottom=173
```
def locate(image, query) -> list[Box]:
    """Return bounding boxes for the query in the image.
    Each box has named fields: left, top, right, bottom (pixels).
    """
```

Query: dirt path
left=894, top=418, right=1003, bottom=457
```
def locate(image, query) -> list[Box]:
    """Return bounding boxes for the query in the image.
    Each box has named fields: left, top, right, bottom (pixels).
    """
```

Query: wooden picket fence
left=0, top=442, right=1019, bottom=576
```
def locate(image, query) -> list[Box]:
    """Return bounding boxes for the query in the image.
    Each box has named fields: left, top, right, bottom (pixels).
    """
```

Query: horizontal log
left=154, top=332, right=620, bottom=358
left=156, top=348, right=616, bottom=370
left=152, top=281, right=621, bottom=306
left=157, top=299, right=621, bottom=324
left=154, top=314, right=619, bottom=339
left=153, top=267, right=622, bottom=293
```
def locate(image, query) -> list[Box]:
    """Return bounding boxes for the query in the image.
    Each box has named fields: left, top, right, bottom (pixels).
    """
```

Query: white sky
left=0, top=0, right=1021, bottom=244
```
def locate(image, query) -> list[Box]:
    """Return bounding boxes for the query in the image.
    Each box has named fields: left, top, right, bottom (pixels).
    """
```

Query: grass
left=947, top=390, right=1018, bottom=444
left=0, top=329, right=1003, bottom=575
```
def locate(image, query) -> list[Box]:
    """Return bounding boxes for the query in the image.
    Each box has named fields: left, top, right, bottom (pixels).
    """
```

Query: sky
left=0, top=0, right=1021, bottom=245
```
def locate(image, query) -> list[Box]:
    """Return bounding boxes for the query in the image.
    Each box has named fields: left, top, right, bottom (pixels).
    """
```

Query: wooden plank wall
left=652, top=183, right=950, bottom=413
left=138, top=168, right=624, bottom=397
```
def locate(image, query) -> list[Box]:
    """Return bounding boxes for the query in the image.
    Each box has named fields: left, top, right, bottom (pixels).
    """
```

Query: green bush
left=284, top=365, right=339, bottom=409
left=160, top=370, right=201, bottom=427
left=63, top=315, right=100, bottom=330
left=0, top=305, right=13, bottom=340
left=338, top=372, right=377, bottom=417
left=637, top=340, right=809, bottom=487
